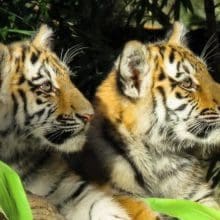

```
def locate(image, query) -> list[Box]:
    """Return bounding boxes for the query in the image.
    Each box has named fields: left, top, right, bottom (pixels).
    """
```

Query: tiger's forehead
left=10, top=42, right=67, bottom=68
left=148, top=43, right=207, bottom=78
left=8, top=42, right=70, bottom=89
left=9, top=43, right=69, bottom=75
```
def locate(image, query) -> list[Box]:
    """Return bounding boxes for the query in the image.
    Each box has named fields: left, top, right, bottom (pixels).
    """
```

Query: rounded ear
left=167, top=22, right=187, bottom=45
left=32, top=24, right=53, bottom=49
left=116, top=40, right=149, bottom=99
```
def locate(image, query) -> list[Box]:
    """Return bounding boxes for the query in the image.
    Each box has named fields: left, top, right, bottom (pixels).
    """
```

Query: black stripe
left=32, top=71, right=43, bottom=81
left=158, top=69, right=165, bottom=81
left=158, top=125, right=165, bottom=136
left=46, top=170, right=70, bottom=197
left=17, top=89, right=28, bottom=114
left=185, top=187, right=198, bottom=200
left=185, top=103, right=197, bottom=120
left=177, top=61, right=181, bottom=71
left=26, top=108, right=47, bottom=124
left=206, top=158, right=220, bottom=187
left=21, top=45, right=27, bottom=62
left=44, top=69, right=52, bottom=79
left=157, top=86, right=166, bottom=104
left=158, top=46, right=165, bottom=58
left=17, top=89, right=32, bottom=125
left=206, top=159, right=218, bottom=181
left=175, top=92, right=183, bottom=99
left=35, top=108, right=46, bottom=117
left=12, top=93, right=18, bottom=116
left=58, top=182, right=88, bottom=210
left=145, top=120, right=157, bottom=136
left=27, top=80, right=38, bottom=91
left=194, top=191, right=214, bottom=203
left=18, top=75, right=26, bottom=85
left=168, top=77, right=178, bottom=90
left=157, top=86, right=169, bottom=120
left=176, top=71, right=184, bottom=78
left=210, top=169, right=220, bottom=188
left=175, top=103, right=187, bottom=111
left=30, top=52, right=39, bottom=64
left=36, top=98, right=45, bottom=105
left=169, top=49, right=175, bottom=63
left=46, top=107, right=56, bottom=117
left=182, top=64, right=190, bottom=74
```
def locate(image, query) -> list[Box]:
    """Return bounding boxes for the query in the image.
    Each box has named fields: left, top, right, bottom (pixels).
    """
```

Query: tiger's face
left=0, top=25, right=94, bottom=152
left=150, top=42, right=220, bottom=145
left=96, top=22, right=220, bottom=149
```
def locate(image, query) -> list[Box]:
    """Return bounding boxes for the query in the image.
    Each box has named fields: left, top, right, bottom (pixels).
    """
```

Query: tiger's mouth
left=44, top=129, right=83, bottom=145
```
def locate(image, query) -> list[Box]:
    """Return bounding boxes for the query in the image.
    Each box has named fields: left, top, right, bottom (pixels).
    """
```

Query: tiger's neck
left=75, top=71, right=186, bottom=195
left=0, top=102, right=45, bottom=164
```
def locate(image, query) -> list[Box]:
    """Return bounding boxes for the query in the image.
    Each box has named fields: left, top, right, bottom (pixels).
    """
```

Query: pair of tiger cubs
left=0, top=22, right=220, bottom=219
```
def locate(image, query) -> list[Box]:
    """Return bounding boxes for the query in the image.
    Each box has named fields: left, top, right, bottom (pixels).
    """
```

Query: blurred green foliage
left=0, top=0, right=219, bottom=97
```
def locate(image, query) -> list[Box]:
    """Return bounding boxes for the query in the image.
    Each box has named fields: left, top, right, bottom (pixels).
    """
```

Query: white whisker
left=201, top=34, right=217, bottom=58
left=62, top=44, right=86, bottom=64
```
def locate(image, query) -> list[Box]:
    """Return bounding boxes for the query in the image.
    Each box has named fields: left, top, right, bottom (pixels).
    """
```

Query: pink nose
left=77, top=113, right=94, bottom=122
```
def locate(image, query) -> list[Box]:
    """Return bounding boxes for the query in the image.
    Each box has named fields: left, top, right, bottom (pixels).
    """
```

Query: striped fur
left=0, top=25, right=134, bottom=220
left=67, top=22, right=220, bottom=212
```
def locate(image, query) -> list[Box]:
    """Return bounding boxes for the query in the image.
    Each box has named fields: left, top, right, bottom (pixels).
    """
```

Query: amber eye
left=179, top=78, right=194, bottom=90
left=39, top=81, right=52, bottom=92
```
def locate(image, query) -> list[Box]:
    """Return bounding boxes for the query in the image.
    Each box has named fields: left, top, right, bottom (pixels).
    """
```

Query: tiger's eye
left=40, top=81, right=52, bottom=92
left=180, top=78, right=193, bottom=90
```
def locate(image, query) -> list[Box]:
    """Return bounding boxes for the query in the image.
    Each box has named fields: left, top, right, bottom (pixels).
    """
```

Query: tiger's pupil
left=40, top=81, right=52, bottom=92
left=180, top=78, right=192, bottom=89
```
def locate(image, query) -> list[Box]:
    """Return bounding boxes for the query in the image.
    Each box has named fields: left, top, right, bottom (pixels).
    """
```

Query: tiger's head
left=96, top=22, right=220, bottom=150
left=0, top=25, right=94, bottom=152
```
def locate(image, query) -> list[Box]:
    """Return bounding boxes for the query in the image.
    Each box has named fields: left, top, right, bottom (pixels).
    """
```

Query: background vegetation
left=0, top=0, right=219, bottom=98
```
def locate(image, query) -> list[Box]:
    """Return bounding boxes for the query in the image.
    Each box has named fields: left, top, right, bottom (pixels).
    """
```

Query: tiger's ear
left=167, top=22, right=186, bottom=45
left=116, top=40, right=149, bottom=99
left=32, top=24, right=53, bottom=49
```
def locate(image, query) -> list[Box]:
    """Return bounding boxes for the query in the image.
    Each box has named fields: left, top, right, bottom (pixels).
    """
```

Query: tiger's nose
left=76, top=113, right=94, bottom=122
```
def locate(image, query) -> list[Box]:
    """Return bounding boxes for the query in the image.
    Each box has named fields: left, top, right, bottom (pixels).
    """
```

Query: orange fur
left=115, top=196, right=159, bottom=220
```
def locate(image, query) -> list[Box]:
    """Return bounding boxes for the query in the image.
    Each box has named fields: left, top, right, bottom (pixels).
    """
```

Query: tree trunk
left=204, top=0, right=216, bottom=34
left=204, top=0, right=220, bottom=81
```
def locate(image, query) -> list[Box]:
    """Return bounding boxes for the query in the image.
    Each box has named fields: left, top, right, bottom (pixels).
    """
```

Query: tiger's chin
left=54, top=133, right=87, bottom=153
left=43, top=131, right=87, bottom=153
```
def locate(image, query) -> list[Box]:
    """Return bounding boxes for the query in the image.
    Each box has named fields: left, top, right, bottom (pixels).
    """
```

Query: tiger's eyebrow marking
left=175, top=71, right=184, bottom=78
left=158, top=46, right=165, bottom=58
left=30, top=51, right=39, bottom=64
left=182, top=64, right=190, bottom=74
left=43, top=68, right=52, bottom=79
left=158, top=69, right=166, bottom=81
left=169, top=49, right=175, bottom=63
left=176, top=61, right=181, bottom=71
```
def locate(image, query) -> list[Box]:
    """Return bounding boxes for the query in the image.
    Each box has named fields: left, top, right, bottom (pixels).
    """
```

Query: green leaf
left=6, top=29, right=34, bottom=36
left=180, top=0, right=194, bottom=13
left=144, top=198, right=220, bottom=220
left=0, top=161, right=32, bottom=220
left=0, top=206, right=8, bottom=220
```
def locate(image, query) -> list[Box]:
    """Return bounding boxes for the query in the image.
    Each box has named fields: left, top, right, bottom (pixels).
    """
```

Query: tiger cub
left=67, top=22, right=220, bottom=210
left=0, top=25, right=135, bottom=220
